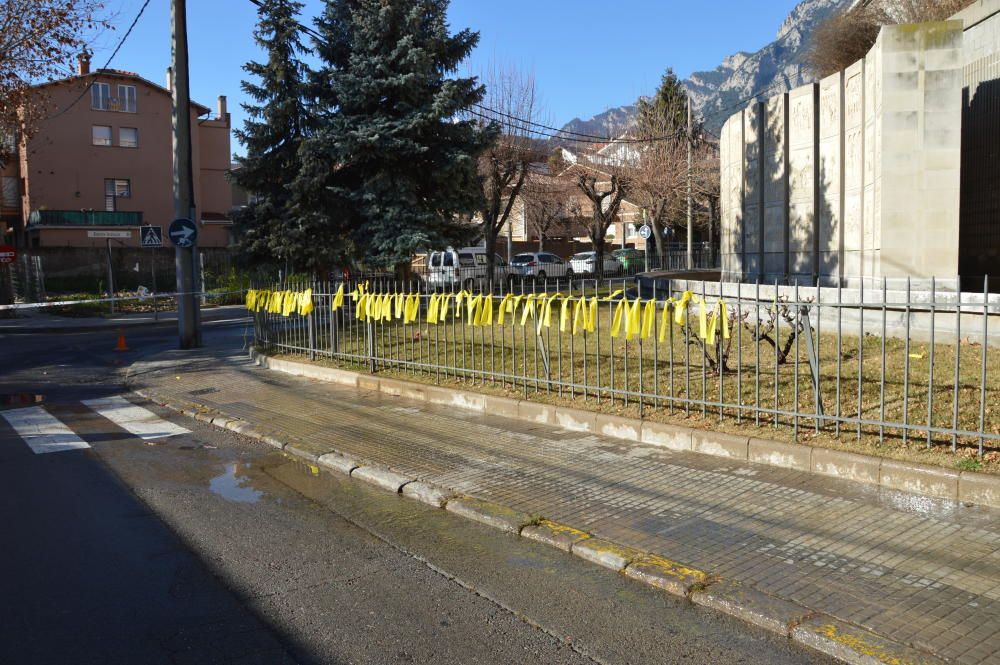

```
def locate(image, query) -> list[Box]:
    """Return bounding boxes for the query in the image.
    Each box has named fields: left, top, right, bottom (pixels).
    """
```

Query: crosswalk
left=1, top=396, right=190, bottom=454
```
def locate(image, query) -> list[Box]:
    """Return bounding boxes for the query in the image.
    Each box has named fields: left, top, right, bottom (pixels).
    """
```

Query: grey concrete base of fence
left=249, top=347, right=1000, bottom=510
left=133, top=373, right=951, bottom=665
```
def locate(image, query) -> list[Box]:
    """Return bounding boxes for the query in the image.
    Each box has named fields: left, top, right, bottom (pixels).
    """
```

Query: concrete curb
left=248, top=348, right=1000, bottom=510
left=133, top=385, right=956, bottom=665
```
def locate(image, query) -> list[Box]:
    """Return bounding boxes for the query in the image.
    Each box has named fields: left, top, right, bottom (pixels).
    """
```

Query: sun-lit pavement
left=130, top=337, right=1000, bottom=665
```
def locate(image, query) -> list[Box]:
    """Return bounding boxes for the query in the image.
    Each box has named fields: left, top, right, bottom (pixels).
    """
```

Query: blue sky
left=89, top=0, right=801, bottom=154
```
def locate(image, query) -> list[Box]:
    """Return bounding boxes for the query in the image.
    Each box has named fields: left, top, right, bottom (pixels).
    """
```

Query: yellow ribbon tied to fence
left=705, top=299, right=730, bottom=346
left=297, top=289, right=314, bottom=317
left=403, top=293, right=420, bottom=324
left=537, top=293, right=563, bottom=333
left=331, top=284, right=345, bottom=311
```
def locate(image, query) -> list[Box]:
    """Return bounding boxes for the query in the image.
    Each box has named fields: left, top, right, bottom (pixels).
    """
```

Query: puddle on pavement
left=209, top=463, right=264, bottom=504
left=0, top=393, right=45, bottom=407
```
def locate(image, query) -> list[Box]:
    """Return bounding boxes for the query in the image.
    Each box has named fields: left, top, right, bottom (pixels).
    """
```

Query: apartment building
left=2, top=55, right=233, bottom=249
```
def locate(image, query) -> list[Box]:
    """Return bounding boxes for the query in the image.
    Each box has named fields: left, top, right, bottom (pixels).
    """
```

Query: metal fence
left=249, top=274, right=1000, bottom=458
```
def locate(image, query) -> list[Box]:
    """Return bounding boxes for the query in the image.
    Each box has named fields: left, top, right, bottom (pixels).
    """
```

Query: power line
left=46, top=0, right=154, bottom=120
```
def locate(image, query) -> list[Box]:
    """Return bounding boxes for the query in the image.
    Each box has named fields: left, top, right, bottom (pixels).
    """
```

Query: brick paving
left=136, top=349, right=1000, bottom=665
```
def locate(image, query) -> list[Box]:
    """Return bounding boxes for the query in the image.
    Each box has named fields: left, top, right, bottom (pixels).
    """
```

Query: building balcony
left=28, top=210, right=143, bottom=227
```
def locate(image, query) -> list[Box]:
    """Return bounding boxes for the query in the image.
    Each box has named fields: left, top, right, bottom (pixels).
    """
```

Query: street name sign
left=87, top=230, right=132, bottom=239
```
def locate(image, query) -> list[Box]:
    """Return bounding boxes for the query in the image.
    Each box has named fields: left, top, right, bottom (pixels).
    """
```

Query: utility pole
left=171, top=0, right=201, bottom=348
left=686, top=96, right=693, bottom=271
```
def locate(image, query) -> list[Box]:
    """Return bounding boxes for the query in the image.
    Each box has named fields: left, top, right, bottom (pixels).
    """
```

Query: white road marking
left=1, top=407, right=91, bottom=454
left=82, top=396, right=190, bottom=441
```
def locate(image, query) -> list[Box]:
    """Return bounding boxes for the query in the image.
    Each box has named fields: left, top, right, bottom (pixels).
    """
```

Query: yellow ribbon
left=297, top=288, right=314, bottom=316
left=332, top=284, right=345, bottom=311
left=426, top=294, right=441, bottom=324
left=403, top=294, right=420, bottom=324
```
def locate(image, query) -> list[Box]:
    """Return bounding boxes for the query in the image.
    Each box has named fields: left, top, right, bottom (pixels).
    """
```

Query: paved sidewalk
left=131, top=346, right=1000, bottom=665
left=0, top=304, right=249, bottom=333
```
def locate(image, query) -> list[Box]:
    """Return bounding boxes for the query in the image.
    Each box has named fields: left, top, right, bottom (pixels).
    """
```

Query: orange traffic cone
left=114, top=329, right=130, bottom=352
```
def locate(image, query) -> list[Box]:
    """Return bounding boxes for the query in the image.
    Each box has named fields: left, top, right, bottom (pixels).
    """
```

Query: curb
left=133, top=384, right=946, bottom=665
left=248, top=348, right=1000, bottom=510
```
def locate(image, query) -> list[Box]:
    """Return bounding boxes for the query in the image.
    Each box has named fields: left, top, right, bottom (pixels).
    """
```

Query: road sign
left=168, top=218, right=198, bottom=248
left=87, top=230, right=132, bottom=239
left=140, top=225, right=163, bottom=247
left=0, top=244, right=16, bottom=264
left=638, top=224, right=652, bottom=240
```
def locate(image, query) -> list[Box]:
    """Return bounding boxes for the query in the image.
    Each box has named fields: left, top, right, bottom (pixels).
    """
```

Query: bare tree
left=808, top=0, right=974, bottom=78
left=0, top=0, right=111, bottom=163
left=521, top=174, right=580, bottom=251
left=473, top=62, right=544, bottom=286
left=630, top=113, right=688, bottom=261
left=574, top=166, right=630, bottom=276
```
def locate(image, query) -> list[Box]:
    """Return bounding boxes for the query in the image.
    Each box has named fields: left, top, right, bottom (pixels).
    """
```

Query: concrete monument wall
left=720, top=21, right=965, bottom=287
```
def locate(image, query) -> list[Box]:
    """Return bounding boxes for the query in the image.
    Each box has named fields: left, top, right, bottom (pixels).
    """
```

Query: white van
left=426, top=247, right=508, bottom=289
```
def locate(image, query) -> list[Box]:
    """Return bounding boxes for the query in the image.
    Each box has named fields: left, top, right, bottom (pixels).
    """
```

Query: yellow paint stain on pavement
left=634, top=554, right=707, bottom=582
left=537, top=520, right=590, bottom=540
left=308, top=464, right=320, bottom=475
left=815, top=624, right=910, bottom=665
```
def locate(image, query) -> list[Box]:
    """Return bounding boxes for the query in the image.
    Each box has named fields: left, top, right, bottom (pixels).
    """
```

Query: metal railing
left=250, top=274, right=1000, bottom=458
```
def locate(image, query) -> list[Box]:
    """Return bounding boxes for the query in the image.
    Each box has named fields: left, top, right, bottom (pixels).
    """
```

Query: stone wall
left=720, top=21, right=965, bottom=288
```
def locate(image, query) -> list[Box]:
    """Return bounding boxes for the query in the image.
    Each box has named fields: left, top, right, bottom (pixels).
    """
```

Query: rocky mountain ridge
left=556, top=0, right=856, bottom=143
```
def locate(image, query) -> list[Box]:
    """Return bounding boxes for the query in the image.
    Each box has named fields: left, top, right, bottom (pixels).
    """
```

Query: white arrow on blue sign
left=168, top=218, right=198, bottom=248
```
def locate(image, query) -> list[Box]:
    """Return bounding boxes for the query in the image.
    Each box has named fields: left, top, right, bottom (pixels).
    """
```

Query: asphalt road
left=0, top=321, right=831, bottom=664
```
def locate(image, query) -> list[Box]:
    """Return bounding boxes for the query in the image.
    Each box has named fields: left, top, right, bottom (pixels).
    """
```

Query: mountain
left=555, top=0, right=855, bottom=143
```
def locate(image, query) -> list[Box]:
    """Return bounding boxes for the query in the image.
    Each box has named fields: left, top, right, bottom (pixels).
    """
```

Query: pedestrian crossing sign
left=140, top=225, right=163, bottom=247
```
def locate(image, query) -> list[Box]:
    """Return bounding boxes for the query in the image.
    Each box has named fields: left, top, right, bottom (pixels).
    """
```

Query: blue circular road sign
left=168, top=218, right=198, bottom=248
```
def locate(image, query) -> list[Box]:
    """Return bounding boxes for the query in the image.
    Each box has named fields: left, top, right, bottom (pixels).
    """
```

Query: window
left=91, top=82, right=111, bottom=110
left=92, top=125, right=112, bottom=146
left=473, top=254, right=487, bottom=266
left=458, top=252, right=475, bottom=267
left=117, top=85, right=137, bottom=113
left=1, top=176, right=18, bottom=209
left=119, top=127, right=138, bottom=148
left=104, top=178, right=130, bottom=211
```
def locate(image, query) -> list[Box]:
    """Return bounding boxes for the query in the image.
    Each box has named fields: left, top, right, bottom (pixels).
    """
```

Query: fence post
left=367, top=319, right=376, bottom=373
left=799, top=305, right=825, bottom=424
left=308, top=278, right=316, bottom=361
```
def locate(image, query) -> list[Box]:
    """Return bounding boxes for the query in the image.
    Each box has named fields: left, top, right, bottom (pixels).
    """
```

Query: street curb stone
left=748, top=438, right=811, bottom=472
left=691, top=580, right=812, bottom=636
left=879, top=459, right=959, bottom=502
left=958, top=470, right=1000, bottom=506
left=401, top=481, right=454, bottom=508
left=791, top=615, right=947, bottom=665
left=624, top=555, right=708, bottom=597
left=445, top=498, right=535, bottom=535
left=520, top=520, right=590, bottom=552
left=317, top=452, right=360, bottom=475
left=811, top=448, right=881, bottom=485
left=284, top=444, right=322, bottom=463
left=571, top=538, right=643, bottom=572
left=350, top=466, right=412, bottom=493
left=639, top=421, right=694, bottom=451
left=596, top=413, right=641, bottom=441
left=691, top=430, right=749, bottom=460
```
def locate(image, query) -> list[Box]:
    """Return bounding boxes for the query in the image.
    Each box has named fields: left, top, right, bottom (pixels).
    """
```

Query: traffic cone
left=114, top=329, right=130, bottom=352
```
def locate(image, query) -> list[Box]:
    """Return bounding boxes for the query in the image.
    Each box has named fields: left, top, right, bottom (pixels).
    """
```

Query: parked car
left=613, top=248, right=644, bottom=273
left=426, top=247, right=508, bottom=290
left=509, top=252, right=572, bottom=280
left=569, top=251, right=620, bottom=275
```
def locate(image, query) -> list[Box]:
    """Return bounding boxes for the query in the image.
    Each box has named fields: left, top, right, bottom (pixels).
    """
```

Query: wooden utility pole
left=171, top=0, right=201, bottom=348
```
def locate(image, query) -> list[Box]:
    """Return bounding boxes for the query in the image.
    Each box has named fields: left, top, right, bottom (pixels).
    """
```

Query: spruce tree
left=636, top=68, right=689, bottom=135
left=298, top=0, right=494, bottom=270
left=233, top=0, right=330, bottom=271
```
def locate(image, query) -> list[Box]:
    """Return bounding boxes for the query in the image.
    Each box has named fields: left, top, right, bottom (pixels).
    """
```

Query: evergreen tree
left=635, top=68, right=689, bottom=135
left=233, top=0, right=327, bottom=271
left=297, top=0, right=494, bottom=270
